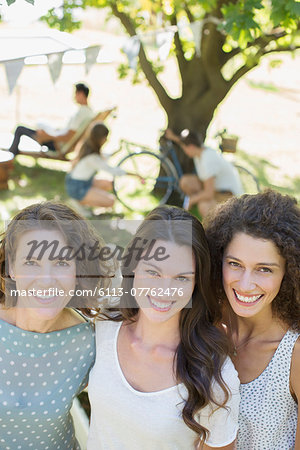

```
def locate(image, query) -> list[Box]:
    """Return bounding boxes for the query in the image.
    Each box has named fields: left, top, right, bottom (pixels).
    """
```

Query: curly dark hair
left=0, top=201, right=112, bottom=316
left=204, top=189, right=300, bottom=330
left=101, top=205, right=230, bottom=444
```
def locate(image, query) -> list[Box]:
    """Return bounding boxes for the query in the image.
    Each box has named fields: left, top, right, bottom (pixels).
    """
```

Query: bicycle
left=112, top=133, right=260, bottom=213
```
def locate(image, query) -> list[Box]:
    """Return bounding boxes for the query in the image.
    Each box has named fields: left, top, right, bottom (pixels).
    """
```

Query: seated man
left=8, top=83, right=94, bottom=156
left=165, top=128, right=244, bottom=217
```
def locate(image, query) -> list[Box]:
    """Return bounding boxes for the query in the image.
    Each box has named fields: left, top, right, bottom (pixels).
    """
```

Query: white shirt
left=87, top=320, right=240, bottom=450
left=70, top=154, right=125, bottom=181
left=67, top=105, right=94, bottom=131
left=194, top=147, right=244, bottom=195
left=38, top=105, right=94, bottom=136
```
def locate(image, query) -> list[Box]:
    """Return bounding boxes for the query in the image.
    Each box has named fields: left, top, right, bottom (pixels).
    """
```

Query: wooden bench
left=17, top=107, right=116, bottom=161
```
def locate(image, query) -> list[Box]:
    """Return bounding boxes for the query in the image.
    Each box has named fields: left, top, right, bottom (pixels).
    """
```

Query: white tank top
left=87, top=320, right=240, bottom=450
left=237, top=329, right=299, bottom=449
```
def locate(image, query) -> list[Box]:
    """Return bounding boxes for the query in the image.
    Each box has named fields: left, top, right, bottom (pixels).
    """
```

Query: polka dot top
left=0, top=319, right=95, bottom=450
left=237, top=329, right=299, bottom=450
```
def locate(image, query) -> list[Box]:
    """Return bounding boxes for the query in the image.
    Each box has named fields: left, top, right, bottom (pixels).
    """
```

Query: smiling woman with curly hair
left=205, top=189, right=300, bottom=450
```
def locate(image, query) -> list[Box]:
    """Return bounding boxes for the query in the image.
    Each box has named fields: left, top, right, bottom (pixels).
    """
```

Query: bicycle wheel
left=113, top=151, right=176, bottom=213
left=234, top=164, right=260, bottom=194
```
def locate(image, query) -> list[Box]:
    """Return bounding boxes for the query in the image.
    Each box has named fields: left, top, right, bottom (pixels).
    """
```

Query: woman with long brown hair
left=65, top=122, right=125, bottom=208
left=87, top=205, right=240, bottom=449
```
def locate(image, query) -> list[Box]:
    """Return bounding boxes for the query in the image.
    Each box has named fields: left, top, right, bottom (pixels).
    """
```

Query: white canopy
left=0, top=24, right=101, bottom=92
left=0, top=27, right=90, bottom=63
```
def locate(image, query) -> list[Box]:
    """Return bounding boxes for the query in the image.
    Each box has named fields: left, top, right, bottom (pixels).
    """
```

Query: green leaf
left=285, top=0, right=300, bottom=17
left=6, top=0, right=17, bottom=5
left=25, top=0, right=35, bottom=4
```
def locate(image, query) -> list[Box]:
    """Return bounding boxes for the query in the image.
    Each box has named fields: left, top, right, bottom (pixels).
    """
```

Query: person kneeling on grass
left=165, top=128, right=244, bottom=217
left=65, top=122, right=126, bottom=209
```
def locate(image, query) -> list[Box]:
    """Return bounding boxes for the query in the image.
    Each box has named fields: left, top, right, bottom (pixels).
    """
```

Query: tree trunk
left=165, top=88, right=228, bottom=174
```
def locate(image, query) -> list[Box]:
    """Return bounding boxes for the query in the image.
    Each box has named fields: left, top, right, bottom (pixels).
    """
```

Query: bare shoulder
left=0, top=306, right=15, bottom=324
left=290, top=334, right=300, bottom=400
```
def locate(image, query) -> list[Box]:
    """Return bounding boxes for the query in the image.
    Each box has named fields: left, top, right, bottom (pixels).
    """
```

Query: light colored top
left=194, top=147, right=244, bottom=195
left=87, top=320, right=240, bottom=450
left=237, top=328, right=299, bottom=450
left=67, top=105, right=94, bottom=132
left=0, top=319, right=95, bottom=450
left=70, top=154, right=126, bottom=181
left=38, top=105, right=94, bottom=136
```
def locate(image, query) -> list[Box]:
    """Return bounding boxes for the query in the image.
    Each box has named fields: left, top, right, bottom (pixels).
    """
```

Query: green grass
left=0, top=150, right=299, bottom=231
left=0, top=156, right=69, bottom=226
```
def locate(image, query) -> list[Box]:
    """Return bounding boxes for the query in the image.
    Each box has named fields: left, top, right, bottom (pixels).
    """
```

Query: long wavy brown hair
left=101, top=205, right=230, bottom=443
left=0, top=201, right=112, bottom=316
left=72, top=122, right=109, bottom=168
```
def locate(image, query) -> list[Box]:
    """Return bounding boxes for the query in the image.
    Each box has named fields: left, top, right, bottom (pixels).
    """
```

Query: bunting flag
left=4, top=58, right=24, bottom=94
left=156, top=29, right=175, bottom=61
left=190, top=21, right=203, bottom=56
left=47, top=52, right=63, bottom=84
left=122, top=17, right=221, bottom=68
left=85, top=45, right=101, bottom=74
left=122, top=36, right=140, bottom=70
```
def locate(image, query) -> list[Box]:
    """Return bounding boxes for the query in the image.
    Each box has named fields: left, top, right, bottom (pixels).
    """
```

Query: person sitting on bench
left=8, top=83, right=94, bottom=157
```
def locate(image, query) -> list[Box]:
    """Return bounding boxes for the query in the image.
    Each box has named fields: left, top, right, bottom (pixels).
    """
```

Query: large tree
left=7, top=0, right=299, bottom=166
left=39, top=1, right=300, bottom=134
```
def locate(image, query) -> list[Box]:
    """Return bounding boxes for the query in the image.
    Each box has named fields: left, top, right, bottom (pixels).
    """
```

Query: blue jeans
left=65, top=174, right=94, bottom=200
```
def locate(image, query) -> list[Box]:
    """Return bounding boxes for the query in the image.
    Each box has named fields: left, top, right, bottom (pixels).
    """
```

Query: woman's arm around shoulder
left=290, top=336, right=300, bottom=449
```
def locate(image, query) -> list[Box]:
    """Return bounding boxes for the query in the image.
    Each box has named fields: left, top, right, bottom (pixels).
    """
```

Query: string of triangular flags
left=123, top=17, right=221, bottom=70
left=2, top=45, right=101, bottom=94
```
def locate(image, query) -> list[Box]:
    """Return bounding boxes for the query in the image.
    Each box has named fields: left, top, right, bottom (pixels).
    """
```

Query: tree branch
left=228, top=63, right=257, bottom=87
left=262, top=45, right=300, bottom=55
left=110, top=3, right=173, bottom=113
left=201, top=19, right=228, bottom=93
left=170, top=14, right=186, bottom=80
left=183, top=2, right=194, bottom=23
left=228, top=40, right=300, bottom=87
left=222, top=29, right=289, bottom=64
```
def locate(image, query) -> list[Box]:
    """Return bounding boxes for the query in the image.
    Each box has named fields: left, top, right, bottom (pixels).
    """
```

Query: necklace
left=232, top=335, right=258, bottom=357
left=227, top=314, right=265, bottom=357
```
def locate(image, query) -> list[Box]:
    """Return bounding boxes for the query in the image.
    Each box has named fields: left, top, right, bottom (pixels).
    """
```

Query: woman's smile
left=233, top=289, right=263, bottom=305
left=147, top=296, right=176, bottom=312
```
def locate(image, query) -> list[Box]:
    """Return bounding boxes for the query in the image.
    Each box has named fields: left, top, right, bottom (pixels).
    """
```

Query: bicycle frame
left=159, top=139, right=184, bottom=178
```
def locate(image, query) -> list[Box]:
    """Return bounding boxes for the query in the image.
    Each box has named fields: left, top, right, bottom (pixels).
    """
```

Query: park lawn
left=0, top=156, right=69, bottom=224
left=0, top=150, right=299, bottom=230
